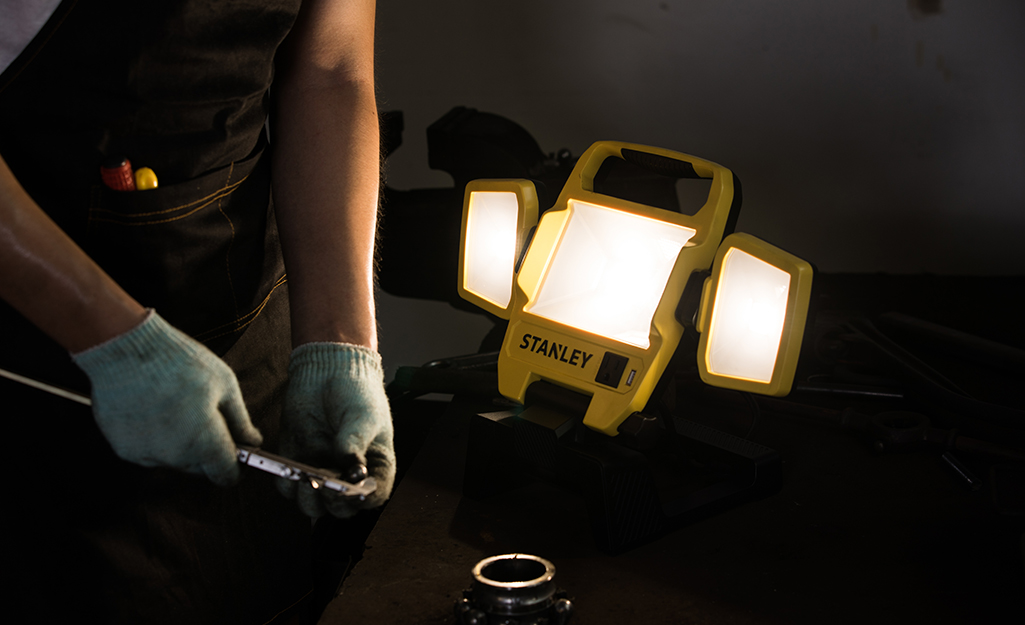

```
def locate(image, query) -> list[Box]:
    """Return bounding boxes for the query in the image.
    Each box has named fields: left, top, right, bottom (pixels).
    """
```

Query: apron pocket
left=84, top=137, right=285, bottom=354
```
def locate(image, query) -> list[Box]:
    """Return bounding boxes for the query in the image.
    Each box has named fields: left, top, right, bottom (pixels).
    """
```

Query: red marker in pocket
left=100, top=156, right=136, bottom=191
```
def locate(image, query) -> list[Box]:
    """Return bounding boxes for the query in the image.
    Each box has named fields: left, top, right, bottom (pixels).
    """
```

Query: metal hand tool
left=1, top=367, right=375, bottom=497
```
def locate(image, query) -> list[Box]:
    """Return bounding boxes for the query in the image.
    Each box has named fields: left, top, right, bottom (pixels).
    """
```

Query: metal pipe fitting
left=455, top=554, right=573, bottom=625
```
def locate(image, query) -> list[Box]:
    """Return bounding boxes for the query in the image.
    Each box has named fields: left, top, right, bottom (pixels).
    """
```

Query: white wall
left=373, top=0, right=1025, bottom=374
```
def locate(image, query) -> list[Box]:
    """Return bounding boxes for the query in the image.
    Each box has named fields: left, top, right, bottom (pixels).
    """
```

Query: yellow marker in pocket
left=134, top=167, right=158, bottom=190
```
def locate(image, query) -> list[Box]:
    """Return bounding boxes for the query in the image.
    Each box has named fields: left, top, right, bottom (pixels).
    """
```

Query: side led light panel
left=463, top=191, right=519, bottom=309
left=524, top=199, right=696, bottom=349
left=705, top=248, right=790, bottom=382
left=458, top=180, right=539, bottom=318
left=697, top=232, right=813, bottom=396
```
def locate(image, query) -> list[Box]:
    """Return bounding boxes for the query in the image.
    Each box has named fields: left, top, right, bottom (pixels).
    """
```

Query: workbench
left=319, top=275, right=1025, bottom=624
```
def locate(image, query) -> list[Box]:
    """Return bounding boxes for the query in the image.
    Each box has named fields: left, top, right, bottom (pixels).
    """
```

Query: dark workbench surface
left=320, top=275, right=1025, bottom=624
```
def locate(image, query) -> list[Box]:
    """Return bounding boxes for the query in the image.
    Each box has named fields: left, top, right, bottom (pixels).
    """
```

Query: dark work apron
left=0, top=1, right=312, bottom=622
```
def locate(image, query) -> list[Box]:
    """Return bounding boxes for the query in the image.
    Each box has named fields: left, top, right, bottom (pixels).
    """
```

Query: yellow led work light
left=458, top=141, right=813, bottom=436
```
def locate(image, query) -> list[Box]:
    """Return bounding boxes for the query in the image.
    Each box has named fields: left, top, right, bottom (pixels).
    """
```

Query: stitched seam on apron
left=260, top=585, right=313, bottom=625
left=218, top=162, right=241, bottom=317
left=93, top=176, right=246, bottom=217
left=194, top=274, right=287, bottom=342
left=87, top=176, right=248, bottom=224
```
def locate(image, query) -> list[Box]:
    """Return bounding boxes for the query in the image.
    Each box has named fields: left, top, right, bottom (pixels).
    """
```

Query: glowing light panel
left=463, top=191, right=519, bottom=309
left=706, top=248, right=791, bottom=382
left=525, top=200, right=696, bottom=348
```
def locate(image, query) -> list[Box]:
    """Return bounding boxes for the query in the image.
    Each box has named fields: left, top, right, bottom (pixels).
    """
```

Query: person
left=0, top=1, right=394, bottom=622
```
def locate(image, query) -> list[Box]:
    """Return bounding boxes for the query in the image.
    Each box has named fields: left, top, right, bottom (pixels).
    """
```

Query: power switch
left=595, top=352, right=629, bottom=388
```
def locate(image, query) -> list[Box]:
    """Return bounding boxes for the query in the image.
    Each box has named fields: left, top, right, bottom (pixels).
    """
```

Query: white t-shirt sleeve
left=0, top=0, right=65, bottom=76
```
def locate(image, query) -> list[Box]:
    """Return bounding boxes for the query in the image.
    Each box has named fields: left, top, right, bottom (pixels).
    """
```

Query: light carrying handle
left=605, top=146, right=715, bottom=181
left=556, top=142, right=738, bottom=248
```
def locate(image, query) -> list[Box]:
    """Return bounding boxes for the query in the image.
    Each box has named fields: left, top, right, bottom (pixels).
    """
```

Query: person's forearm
left=0, top=154, right=147, bottom=353
left=271, top=0, right=380, bottom=350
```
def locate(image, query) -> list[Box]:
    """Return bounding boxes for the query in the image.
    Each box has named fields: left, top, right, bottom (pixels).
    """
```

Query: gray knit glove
left=72, top=310, right=262, bottom=486
left=277, top=342, right=395, bottom=518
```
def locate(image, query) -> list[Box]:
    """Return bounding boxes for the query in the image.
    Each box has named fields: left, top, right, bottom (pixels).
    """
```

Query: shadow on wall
left=376, top=0, right=1025, bottom=276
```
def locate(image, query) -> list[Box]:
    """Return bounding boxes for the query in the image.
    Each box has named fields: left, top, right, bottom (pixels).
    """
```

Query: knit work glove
left=277, top=342, right=395, bottom=518
left=72, top=310, right=262, bottom=486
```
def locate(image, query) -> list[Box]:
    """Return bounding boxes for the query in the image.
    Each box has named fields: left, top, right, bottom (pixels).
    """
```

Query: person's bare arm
left=271, top=0, right=380, bottom=350
left=0, top=154, right=147, bottom=352
left=271, top=0, right=394, bottom=518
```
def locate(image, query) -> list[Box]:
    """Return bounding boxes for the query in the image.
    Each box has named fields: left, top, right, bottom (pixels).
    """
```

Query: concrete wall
left=373, top=0, right=1025, bottom=374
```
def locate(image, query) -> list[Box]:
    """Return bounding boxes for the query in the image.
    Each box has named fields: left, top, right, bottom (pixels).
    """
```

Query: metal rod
left=0, top=367, right=91, bottom=405
left=940, top=452, right=981, bottom=491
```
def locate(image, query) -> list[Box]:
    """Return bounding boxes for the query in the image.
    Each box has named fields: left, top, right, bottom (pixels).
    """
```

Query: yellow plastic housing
left=497, top=141, right=738, bottom=436
left=696, top=232, right=813, bottom=396
left=458, top=180, right=539, bottom=319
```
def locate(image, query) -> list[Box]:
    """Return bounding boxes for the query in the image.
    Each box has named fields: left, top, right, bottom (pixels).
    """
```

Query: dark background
left=371, top=0, right=1025, bottom=378
left=345, top=4, right=1025, bottom=621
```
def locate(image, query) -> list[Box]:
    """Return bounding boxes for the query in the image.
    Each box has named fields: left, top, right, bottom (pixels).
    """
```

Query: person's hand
left=72, top=310, right=262, bottom=485
left=276, top=342, right=395, bottom=518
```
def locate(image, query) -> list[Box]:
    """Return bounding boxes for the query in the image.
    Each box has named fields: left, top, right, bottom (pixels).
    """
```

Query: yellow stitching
left=91, top=177, right=246, bottom=217
left=218, top=163, right=241, bottom=317
left=194, top=275, right=287, bottom=342
left=89, top=176, right=247, bottom=220
left=88, top=188, right=237, bottom=226
left=259, top=586, right=313, bottom=625
left=194, top=274, right=286, bottom=336
left=195, top=284, right=276, bottom=342
left=218, top=215, right=240, bottom=315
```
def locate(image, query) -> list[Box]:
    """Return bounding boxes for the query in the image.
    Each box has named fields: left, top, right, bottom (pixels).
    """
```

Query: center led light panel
left=704, top=248, right=790, bottom=382
left=524, top=200, right=696, bottom=349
